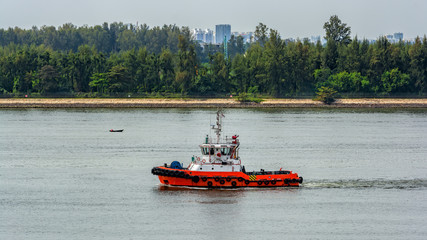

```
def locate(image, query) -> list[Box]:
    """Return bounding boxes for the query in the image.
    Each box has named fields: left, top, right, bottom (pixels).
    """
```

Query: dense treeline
left=0, top=23, right=186, bottom=54
left=0, top=17, right=426, bottom=97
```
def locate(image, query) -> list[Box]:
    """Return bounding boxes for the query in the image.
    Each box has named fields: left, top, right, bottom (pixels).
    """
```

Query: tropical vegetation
left=0, top=16, right=426, bottom=98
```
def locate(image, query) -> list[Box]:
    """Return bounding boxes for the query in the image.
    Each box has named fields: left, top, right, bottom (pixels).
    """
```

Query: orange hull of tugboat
left=152, top=166, right=303, bottom=188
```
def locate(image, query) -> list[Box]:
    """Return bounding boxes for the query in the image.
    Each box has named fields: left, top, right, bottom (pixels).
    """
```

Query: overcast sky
left=1, top=0, right=426, bottom=39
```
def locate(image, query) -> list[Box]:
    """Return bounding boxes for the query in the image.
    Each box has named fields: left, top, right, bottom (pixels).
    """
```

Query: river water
left=0, top=108, right=426, bottom=239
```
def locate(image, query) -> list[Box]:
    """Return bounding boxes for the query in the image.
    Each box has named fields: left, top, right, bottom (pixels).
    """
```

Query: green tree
left=209, top=52, right=229, bottom=93
left=254, top=23, right=269, bottom=46
left=324, top=71, right=369, bottom=93
left=230, top=53, right=248, bottom=93
left=314, top=86, right=338, bottom=104
left=264, top=29, right=285, bottom=96
left=38, top=65, right=59, bottom=93
left=107, top=65, right=131, bottom=93
left=323, top=39, right=338, bottom=71
left=323, top=15, right=351, bottom=45
left=408, top=37, right=427, bottom=93
left=339, top=36, right=361, bottom=72
left=134, top=47, right=149, bottom=92
left=89, top=73, right=109, bottom=94
left=159, top=48, right=175, bottom=92
left=287, top=40, right=314, bottom=94
left=369, top=36, right=392, bottom=92
left=175, top=34, right=197, bottom=94
left=381, top=68, right=410, bottom=94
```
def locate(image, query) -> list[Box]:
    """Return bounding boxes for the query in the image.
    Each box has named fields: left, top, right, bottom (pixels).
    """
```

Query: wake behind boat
left=151, top=110, right=303, bottom=188
left=109, top=129, right=124, bottom=132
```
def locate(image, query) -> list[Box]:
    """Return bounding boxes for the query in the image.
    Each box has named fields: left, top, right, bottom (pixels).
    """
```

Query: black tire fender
left=192, top=176, right=200, bottom=183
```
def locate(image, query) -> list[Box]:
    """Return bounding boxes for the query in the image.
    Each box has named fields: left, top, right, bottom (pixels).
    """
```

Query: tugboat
left=151, top=110, right=303, bottom=188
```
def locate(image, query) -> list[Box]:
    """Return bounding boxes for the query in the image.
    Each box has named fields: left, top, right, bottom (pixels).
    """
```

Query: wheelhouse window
left=201, top=148, right=210, bottom=155
left=200, top=147, right=232, bottom=155
left=221, top=148, right=231, bottom=155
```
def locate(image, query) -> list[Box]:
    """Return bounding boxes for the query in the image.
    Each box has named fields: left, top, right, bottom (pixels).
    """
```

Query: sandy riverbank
left=1, top=98, right=427, bottom=108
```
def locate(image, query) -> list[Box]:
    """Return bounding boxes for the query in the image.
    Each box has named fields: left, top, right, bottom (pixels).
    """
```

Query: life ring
left=231, top=181, right=237, bottom=187
left=237, top=177, right=244, bottom=182
left=271, top=180, right=277, bottom=185
left=207, top=181, right=213, bottom=187
left=214, top=177, right=220, bottom=182
left=226, top=177, right=231, bottom=182
left=220, top=179, right=225, bottom=185
left=202, top=159, right=206, bottom=163
left=201, top=177, right=207, bottom=182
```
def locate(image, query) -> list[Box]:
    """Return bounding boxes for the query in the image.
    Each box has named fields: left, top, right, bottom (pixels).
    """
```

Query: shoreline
left=1, top=98, right=427, bottom=108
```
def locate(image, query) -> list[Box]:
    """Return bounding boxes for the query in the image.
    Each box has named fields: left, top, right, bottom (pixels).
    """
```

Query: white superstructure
left=188, top=110, right=242, bottom=172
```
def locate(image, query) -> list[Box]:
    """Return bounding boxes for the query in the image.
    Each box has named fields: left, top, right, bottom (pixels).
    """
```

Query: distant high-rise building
left=232, top=32, right=254, bottom=43
left=394, top=32, right=403, bottom=41
left=310, top=36, right=321, bottom=43
left=204, top=29, right=214, bottom=44
left=381, top=32, right=404, bottom=43
left=192, top=28, right=205, bottom=42
left=191, top=28, right=215, bottom=44
left=215, top=24, right=231, bottom=44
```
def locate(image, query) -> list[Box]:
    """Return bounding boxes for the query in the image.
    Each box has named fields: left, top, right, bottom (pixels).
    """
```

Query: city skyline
left=0, top=0, right=426, bottom=39
left=192, top=25, right=409, bottom=44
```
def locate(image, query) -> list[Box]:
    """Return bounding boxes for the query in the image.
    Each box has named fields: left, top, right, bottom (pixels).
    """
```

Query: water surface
left=1, top=108, right=426, bottom=239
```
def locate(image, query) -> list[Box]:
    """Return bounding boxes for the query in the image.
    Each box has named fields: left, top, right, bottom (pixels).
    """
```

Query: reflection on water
left=155, top=184, right=301, bottom=205
left=156, top=185, right=245, bottom=204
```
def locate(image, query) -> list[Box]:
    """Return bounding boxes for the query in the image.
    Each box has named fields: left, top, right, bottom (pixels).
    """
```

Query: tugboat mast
left=211, top=109, right=223, bottom=144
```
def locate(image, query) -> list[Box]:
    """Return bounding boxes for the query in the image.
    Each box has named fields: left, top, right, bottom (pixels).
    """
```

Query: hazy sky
left=1, top=0, right=426, bottom=39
